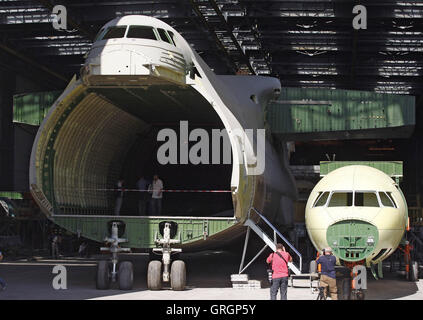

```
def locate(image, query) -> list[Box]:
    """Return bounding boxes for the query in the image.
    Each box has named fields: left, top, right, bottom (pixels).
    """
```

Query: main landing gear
left=96, top=221, right=133, bottom=290
left=95, top=221, right=186, bottom=291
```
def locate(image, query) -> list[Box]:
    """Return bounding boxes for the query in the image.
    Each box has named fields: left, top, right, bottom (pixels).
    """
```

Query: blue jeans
left=151, top=198, right=162, bottom=216
left=270, top=277, right=288, bottom=300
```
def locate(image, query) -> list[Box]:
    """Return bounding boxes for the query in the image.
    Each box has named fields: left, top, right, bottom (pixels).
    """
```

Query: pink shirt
left=266, top=251, right=291, bottom=278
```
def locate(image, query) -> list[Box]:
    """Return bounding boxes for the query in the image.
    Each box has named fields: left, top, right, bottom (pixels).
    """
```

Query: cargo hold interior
left=40, top=84, right=234, bottom=217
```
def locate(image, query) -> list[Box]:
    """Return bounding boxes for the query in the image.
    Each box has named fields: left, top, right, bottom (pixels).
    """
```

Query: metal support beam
left=0, top=42, right=68, bottom=84
left=239, top=243, right=267, bottom=275
left=189, top=0, right=238, bottom=74
left=239, top=226, right=250, bottom=274
left=207, top=0, right=256, bottom=74
left=0, top=69, right=15, bottom=190
left=350, top=2, right=359, bottom=89
left=378, top=262, right=383, bottom=279
left=237, top=0, right=274, bottom=75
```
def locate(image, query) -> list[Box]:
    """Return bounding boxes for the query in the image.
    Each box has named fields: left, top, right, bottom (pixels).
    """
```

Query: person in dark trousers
left=51, top=232, right=61, bottom=258
left=316, top=247, right=338, bottom=300
left=149, top=174, right=163, bottom=216
left=266, top=243, right=293, bottom=300
left=78, top=241, right=88, bottom=257
left=0, top=250, right=7, bottom=291
left=114, top=178, right=125, bottom=216
left=136, top=176, right=149, bottom=215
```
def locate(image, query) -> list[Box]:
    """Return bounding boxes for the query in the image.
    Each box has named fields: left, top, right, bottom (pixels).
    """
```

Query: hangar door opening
left=32, top=84, right=234, bottom=218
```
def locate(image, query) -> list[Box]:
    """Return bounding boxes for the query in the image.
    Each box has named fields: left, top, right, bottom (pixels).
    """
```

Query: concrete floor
left=0, top=250, right=421, bottom=300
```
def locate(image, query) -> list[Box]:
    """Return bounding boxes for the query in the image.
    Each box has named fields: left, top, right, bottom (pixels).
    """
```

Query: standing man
left=136, top=175, right=149, bottom=215
left=316, top=247, right=338, bottom=300
left=0, top=250, right=6, bottom=291
left=266, top=243, right=292, bottom=300
left=78, top=241, right=88, bottom=257
left=150, top=174, right=163, bottom=216
left=114, top=178, right=125, bottom=216
left=51, top=231, right=61, bottom=258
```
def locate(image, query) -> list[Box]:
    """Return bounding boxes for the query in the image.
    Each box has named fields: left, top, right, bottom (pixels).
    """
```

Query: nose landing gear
left=147, top=222, right=186, bottom=291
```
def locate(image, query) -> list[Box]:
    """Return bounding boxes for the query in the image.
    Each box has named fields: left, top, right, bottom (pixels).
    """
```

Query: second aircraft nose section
left=326, top=219, right=378, bottom=262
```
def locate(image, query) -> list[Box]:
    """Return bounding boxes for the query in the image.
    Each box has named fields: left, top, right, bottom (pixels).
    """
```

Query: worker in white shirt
left=150, top=174, right=163, bottom=216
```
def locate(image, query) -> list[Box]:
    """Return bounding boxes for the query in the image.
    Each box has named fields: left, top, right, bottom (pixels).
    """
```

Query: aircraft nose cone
left=90, top=50, right=150, bottom=75
left=326, top=219, right=378, bottom=262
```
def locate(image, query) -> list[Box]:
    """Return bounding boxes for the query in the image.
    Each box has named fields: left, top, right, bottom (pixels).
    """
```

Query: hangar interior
left=0, top=0, right=422, bottom=271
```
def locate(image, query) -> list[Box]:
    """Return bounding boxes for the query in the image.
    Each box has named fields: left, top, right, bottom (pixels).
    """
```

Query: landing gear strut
left=147, top=222, right=186, bottom=291
left=338, top=262, right=367, bottom=300
left=96, top=221, right=133, bottom=290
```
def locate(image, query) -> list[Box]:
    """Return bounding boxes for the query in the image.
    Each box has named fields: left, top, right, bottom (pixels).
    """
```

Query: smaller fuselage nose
left=326, top=219, right=378, bottom=262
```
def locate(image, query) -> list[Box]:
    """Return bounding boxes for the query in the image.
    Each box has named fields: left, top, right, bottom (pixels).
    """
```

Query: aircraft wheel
left=171, top=260, right=186, bottom=291
left=172, top=253, right=181, bottom=261
left=147, top=260, right=162, bottom=290
left=118, top=261, right=134, bottom=290
left=410, top=260, right=419, bottom=282
left=96, top=260, right=110, bottom=290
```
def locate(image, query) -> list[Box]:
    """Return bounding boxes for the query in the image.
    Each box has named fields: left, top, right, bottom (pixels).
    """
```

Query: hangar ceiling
left=0, top=0, right=422, bottom=95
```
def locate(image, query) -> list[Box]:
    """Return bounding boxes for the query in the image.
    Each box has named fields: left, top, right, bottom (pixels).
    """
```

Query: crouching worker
left=266, top=243, right=292, bottom=300
left=316, top=247, right=338, bottom=300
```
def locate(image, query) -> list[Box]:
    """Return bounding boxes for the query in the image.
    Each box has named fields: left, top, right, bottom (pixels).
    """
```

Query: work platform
left=14, top=87, right=416, bottom=142
left=267, top=87, right=415, bottom=141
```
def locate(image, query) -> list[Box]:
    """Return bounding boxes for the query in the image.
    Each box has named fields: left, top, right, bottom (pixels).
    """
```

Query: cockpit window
left=157, top=28, right=173, bottom=45
left=386, top=192, right=397, bottom=208
left=102, top=26, right=127, bottom=40
left=379, top=192, right=397, bottom=208
left=328, top=192, right=353, bottom=207
left=127, top=26, right=157, bottom=40
left=94, top=28, right=106, bottom=41
left=168, top=31, right=176, bottom=46
left=313, top=192, right=330, bottom=207
left=355, top=192, right=379, bottom=207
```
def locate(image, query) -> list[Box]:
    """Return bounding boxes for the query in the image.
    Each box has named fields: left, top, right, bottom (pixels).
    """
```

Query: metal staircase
left=238, top=207, right=302, bottom=275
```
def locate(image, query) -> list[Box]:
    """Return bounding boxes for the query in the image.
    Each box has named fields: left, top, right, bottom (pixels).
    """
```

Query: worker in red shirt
left=266, top=243, right=293, bottom=300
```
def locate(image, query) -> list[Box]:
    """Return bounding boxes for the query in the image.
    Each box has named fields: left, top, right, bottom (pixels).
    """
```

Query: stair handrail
left=250, top=207, right=302, bottom=273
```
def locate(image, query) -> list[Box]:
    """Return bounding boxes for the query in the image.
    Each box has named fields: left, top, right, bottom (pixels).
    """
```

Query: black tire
left=171, top=260, right=186, bottom=291
left=147, top=260, right=162, bottom=290
left=118, top=261, right=134, bottom=290
left=96, top=260, right=110, bottom=290
left=172, top=253, right=181, bottom=261
left=410, top=261, right=419, bottom=282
